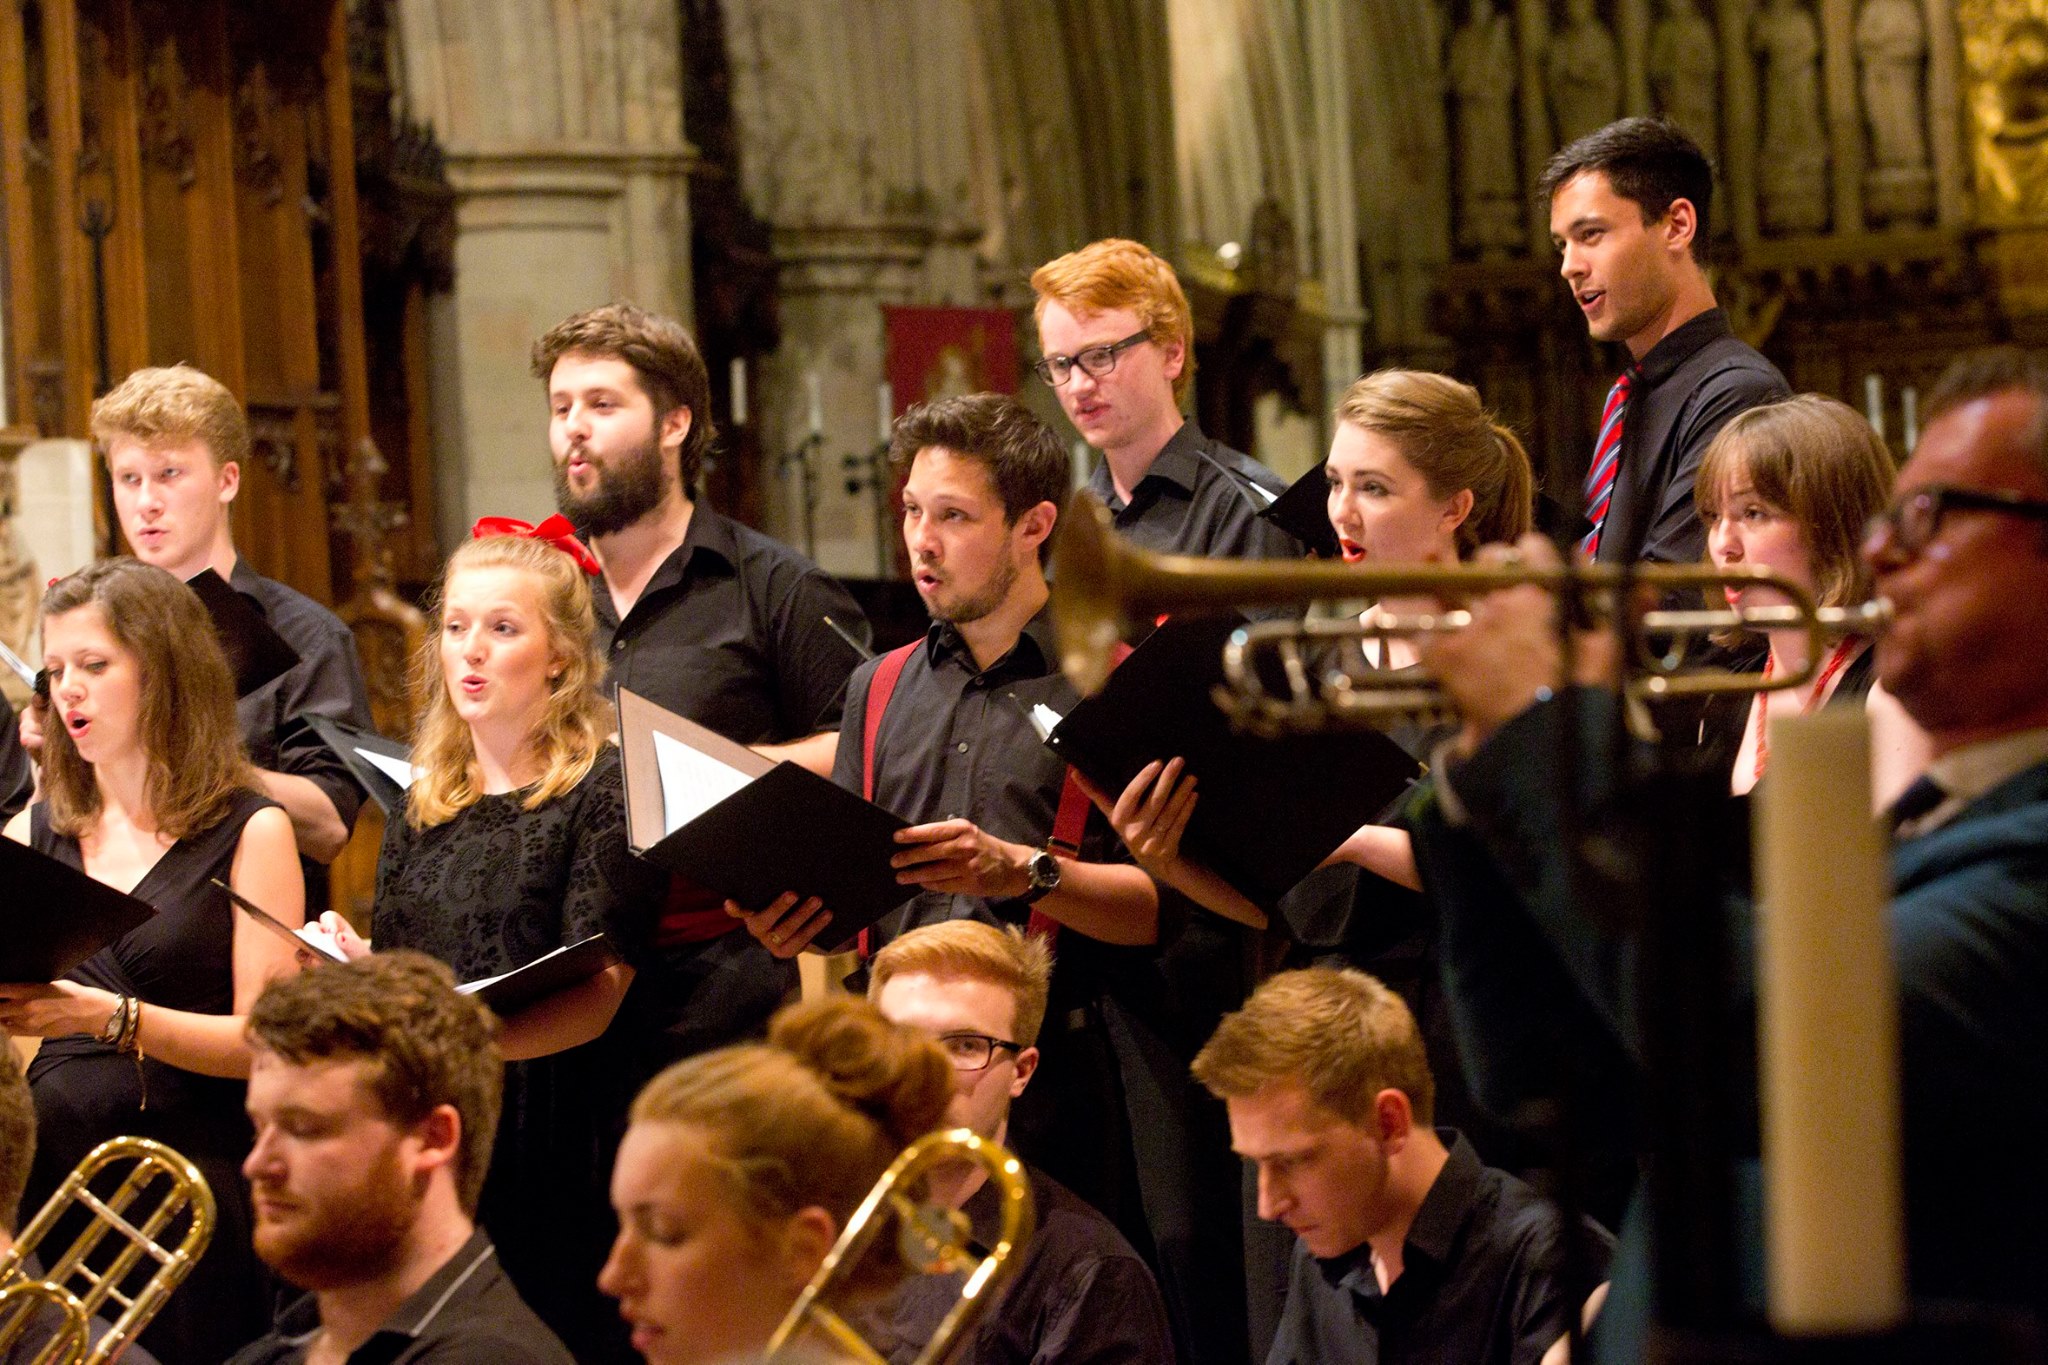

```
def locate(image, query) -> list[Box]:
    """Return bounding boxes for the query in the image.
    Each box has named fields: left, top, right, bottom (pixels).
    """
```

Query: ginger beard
left=251, top=1138, right=423, bottom=1290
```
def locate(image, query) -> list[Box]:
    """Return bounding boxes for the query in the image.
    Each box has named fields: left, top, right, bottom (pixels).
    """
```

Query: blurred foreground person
left=230, top=952, right=571, bottom=1365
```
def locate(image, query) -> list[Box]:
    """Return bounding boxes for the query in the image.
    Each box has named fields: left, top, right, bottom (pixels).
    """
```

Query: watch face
left=1030, top=850, right=1060, bottom=891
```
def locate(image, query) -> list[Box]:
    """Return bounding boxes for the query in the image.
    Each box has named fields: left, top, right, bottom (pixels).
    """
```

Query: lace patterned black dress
left=372, top=744, right=662, bottom=1364
left=23, top=788, right=280, bottom=1365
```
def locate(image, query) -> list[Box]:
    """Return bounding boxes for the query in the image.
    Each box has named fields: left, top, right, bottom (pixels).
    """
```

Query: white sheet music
left=355, top=747, right=416, bottom=789
left=1029, top=703, right=1064, bottom=741
left=653, top=729, right=754, bottom=834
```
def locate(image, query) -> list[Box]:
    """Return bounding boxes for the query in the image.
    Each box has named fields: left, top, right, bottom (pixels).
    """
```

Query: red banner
left=875, top=307, right=1021, bottom=577
left=882, top=306, right=1021, bottom=414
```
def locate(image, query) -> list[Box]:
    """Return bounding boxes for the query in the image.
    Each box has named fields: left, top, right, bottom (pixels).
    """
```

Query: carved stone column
left=723, top=0, right=995, bottom=577
left=391, top=0, right=697, bottom=541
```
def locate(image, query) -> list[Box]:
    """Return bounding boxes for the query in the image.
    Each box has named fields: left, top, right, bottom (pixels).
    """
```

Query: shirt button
left=611, top=639, right=625, bottom=653
left=956, top=742, right=969, bottom=753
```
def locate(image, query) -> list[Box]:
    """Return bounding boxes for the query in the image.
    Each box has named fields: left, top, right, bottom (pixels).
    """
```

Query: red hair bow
left=470, top=514, right=602, bottom=576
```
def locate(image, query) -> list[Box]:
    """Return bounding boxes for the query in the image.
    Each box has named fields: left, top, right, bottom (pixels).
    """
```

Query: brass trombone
left=1052, top=491, right=1891, bottom=733
left=764, top=1127, right=1034, bottom=1365
left=0, top=1136, right=216, bottom=1365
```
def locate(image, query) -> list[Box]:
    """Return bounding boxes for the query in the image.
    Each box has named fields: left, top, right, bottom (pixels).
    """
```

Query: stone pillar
left=391, top=0, right=697, bottom=545
left=723, top=0, right=992, bottom=578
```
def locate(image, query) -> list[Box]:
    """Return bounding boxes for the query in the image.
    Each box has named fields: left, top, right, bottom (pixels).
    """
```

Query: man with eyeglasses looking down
left=863, top=920, right=1176, bottom=1364
left=1032, top=239, right=1299, bottom=562
left=1406, top=345, right=2048, bottom=1354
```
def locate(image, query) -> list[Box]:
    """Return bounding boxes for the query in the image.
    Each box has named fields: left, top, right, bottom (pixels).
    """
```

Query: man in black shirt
left=1195, top=967, right=1610, bottom=1365
left=0, top=696, right=27, bottom=825
left=533, top=303, right=867, bottom=1054
left=230, top=952, right=572, bottom=1365
left=533, top=303, right=867, bottom=772
left=1542, top=118, right=1789, bottom=566
left=866, top=919, right=1176, bottom=1365
left=66, top=366, right=374, bottom=867
left=735, top=393, right=1246, bottom=1365
left=1032, top=239, right=1300, bottom=562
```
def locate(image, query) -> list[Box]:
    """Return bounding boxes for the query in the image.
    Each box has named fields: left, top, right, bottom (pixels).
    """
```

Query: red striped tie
left=1578, top=368, right=1637, bottom=558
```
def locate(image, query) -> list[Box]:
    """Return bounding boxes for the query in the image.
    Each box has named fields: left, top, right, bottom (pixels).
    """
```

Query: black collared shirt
left=226, top=1232, right=575, bottom=1365
left=1594, top=308, right=1789, bottom=566
left=593, top=502, right=870, bottom=743
left=229, top=557, right=375, bottom=832
left=1086, top=421, right=1302, bottom=560
left=832, top=609, right=1118, bottom=937
left=0, top=694, right=30, bottom=825
left=868, top=1161, right=1179, bottom=1365
left=1267, top=1133, right=1613, bottom=1365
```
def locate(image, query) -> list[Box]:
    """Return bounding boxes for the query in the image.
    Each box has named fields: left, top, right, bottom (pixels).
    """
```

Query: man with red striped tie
left=1542, top=118, right=1789, bottom=564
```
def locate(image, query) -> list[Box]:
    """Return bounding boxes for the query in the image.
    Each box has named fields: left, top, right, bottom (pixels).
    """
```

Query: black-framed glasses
left=1033, top=330, right=1151, bottom=387
left=1865, top=484, right=2048, bottom=555
left=935, top=1031, right=1024, bottom=1073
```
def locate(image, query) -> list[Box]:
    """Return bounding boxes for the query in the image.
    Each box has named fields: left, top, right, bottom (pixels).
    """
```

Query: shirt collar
left=1311, top=1128, right=1481, bottom=1297
left=1635, top=308, right=1732, bottom=388
left=266, top=1230, right=500, bottom=1358
left=592, top=503, right=738, bottom=625
left=1086, top=420, right=1202, bottom=509
left=227, top=555, right=263, bottom=596
left=1915, top=727, right=2048, bottom=833
left=923, top=604, right=1059, bottom=678
left=1402, top=1130, right=1483, bottom=1266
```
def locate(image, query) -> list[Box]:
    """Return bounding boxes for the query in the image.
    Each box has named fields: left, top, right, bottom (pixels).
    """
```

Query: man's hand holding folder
left=727, top=817, right=1038, bottom=958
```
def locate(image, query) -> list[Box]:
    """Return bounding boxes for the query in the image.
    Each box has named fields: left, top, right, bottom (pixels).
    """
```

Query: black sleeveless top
left=21, top=787, right=280, bottom=1365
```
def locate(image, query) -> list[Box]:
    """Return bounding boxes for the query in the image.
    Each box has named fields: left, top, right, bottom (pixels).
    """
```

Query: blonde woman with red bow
left=322, top=524, right=665, bottom=1364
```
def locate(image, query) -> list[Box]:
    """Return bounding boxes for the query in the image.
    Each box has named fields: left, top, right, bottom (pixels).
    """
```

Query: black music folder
left=1260, top=461, right=1341, bottom=560
left=185, top=569, right=299, bottom=698
left=0, top=839, right=156, bottom=981
left=617, top=689, right=915, bottom=953
left=307, top=716, right=415, bottom=816
left=457, top=934, right=622, bottom=1015
left=1044, top=615, right=1424, bottom=907
left=212, top=878, right=349, bottom=964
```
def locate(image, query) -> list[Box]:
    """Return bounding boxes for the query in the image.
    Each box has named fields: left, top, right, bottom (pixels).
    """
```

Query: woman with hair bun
left=599, top=996, right=954, bottom=1365
left=1094, top=369, right=1538, bottom=910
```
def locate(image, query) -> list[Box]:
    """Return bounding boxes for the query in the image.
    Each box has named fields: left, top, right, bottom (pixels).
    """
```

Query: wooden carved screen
left=0, top=0, right=424, bottom=605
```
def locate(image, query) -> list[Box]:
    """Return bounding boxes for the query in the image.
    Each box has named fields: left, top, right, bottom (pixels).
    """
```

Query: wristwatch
left=1019, top=848, right=1062, bottom=904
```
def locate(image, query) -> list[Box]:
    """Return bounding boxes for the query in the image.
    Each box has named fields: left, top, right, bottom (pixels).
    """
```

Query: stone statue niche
left=1650, top=0, right=1721, bottom=162
left=1752, top=0, right=1831, bottom=232
left=1448, top=0, right=1526, bottom=253
left=1548, top=0, right=1623, bottom=147
left=1857, top=0, right=1934, bottom=222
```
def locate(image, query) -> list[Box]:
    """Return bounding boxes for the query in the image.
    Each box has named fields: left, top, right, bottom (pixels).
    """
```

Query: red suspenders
left=856, top=641, right=1112, bottom=955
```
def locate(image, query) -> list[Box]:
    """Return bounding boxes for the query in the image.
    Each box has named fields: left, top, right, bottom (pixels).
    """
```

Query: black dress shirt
left=1593, top=309, right=1789, bottom=567
left=0, top=694, right=30, bottom=825
left=230, top=557, right=375, bottom=832
left=225, top=1232, right=575, bottom=1365
left=593, top=502, right=870, bottom=743
left=1267, top=1133, right=1612, bottom=1365
left=1086, top=422, right=1302, bottom=560
left=831, top=610, right=1127, bottom=938
left=870, top=1161, right=1178, bottom=1365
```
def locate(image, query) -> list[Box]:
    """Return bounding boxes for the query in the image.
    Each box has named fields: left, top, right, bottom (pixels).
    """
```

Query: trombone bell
left=764, top=1127, right=1035, bottom=1365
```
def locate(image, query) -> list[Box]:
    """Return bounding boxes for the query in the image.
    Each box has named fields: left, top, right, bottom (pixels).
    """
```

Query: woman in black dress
left=1693, top=394, right=1926, bottom=797
left=0, top=559, right=305, bottom=1365
left=1098, top=368, right=1536, bottom=912
left=325, top=528, right=663, bottom=1362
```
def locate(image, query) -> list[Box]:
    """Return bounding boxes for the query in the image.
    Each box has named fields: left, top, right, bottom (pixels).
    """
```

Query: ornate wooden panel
left=0, top=0, right=448, bottom=612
